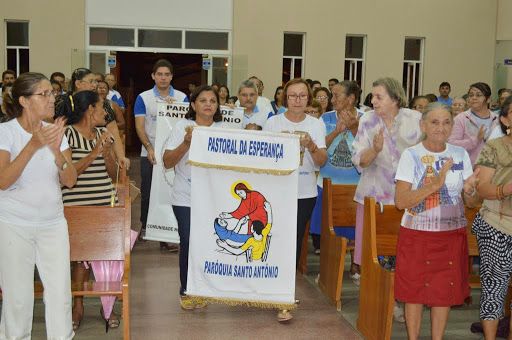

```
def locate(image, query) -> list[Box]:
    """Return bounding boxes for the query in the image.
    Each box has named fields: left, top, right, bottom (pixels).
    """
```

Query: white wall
left=86, top=0, right=232, bottom=30
left=232, top=0, right=498, bottom=99
left=0, top=0, right=85, bottom=77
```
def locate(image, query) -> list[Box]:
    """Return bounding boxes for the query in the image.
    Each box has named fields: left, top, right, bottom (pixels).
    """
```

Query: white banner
left=187, top=127, right=300, bottom=308
left=145, top=103, right=244, bottom=243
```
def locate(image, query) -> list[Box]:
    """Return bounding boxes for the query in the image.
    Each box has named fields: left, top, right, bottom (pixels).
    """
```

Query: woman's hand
left=47, top=117, right=67, bottom=156
left=477, top=125, right=486, bottom=141
left=372, top=128, right=384, bottom=153
left=464, top=168, right=480, bottom=196
left=184, top=126, right=193, bottom=146
left=430, top=159, right=453, bottom=191
left=92, top=130, right=114, bottom=158
left=334, top=117, right=346, bottom=134
left=299, top=132, right=313, bottom=148
left=119, top=157, right=131, bottom=170
left=339, top=109, right=358, bottom=131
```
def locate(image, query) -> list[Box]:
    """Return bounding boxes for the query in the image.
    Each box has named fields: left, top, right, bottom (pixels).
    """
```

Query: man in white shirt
left=238, top=80, right=272, bottom=129
left=248, top=76, right=273, bottom=114
left=133, top=59, right=188, bottom=251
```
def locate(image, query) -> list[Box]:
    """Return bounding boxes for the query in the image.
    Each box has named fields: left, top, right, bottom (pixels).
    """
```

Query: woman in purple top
left=351, top=77, right=422, bottom=320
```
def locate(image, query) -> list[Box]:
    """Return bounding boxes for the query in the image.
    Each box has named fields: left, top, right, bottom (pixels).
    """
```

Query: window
left=5, top=21, right=29, bottom=75
left=89, top=27, right=135, bottom=47
left=344, top=35, right=365, bottom=88
left=282, top=33, right=304, bottom=85
left=185, top=31, right=228, bottom=50
left=402, top=38, right=424, bottom=101
left=138, top=29, right=182, bottom=48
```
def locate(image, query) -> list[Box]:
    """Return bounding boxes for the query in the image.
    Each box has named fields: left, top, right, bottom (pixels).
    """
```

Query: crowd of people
left=0, top=58, right=511, bottom=339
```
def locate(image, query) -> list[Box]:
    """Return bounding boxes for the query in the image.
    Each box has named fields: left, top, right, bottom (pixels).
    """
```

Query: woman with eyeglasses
left=448, top=82, right=499, bottom=165
left=0, top=72, right=77, bottom=339
left=56, top=90, right=120, bottom=331
left=313, top=87, right=333, bottom=116
left=56, top=68, right=129, bottom=170
left=264, top=78, right=327, bottom=322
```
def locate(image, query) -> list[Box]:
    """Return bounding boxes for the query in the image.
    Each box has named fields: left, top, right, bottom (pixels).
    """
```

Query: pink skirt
left=395, top=226, right=470, bottom=307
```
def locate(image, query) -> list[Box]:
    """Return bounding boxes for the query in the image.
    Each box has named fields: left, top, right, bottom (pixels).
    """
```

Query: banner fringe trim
left=188, top=295, right=297, bottom=310
left=187, top=161, right=295, bottom=176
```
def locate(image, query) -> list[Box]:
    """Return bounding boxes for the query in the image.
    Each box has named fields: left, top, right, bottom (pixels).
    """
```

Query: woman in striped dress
left=55, top=90, right=119, bottom=330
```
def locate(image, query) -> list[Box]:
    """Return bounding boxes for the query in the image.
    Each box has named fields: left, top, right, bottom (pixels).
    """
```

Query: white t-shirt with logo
left=164, top=119, right=223, bottom=207
left=395, top=142, right=473, bottom=232
left=0, top=119, right=69, bottom=226
left=264, top=114, right=327, bottom=199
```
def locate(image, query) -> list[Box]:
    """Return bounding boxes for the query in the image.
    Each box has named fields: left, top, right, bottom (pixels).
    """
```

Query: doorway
left=111, top=52, right=206, bottom=152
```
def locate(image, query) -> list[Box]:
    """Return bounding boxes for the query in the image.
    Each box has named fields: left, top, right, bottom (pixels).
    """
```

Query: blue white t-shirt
left=242, top=105, right=271, bottom=129
left=134, top=85, right=188, bottom=157
left=317, top=109, right=364, bottom=186
left=395, top=143, right=472, bottom=232
left=107, top=89, right=125, bottom=109
left=437, top=96, right=453, bottom=106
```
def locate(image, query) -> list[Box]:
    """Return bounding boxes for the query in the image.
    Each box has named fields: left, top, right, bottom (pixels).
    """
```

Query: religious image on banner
left=145, top=102, right=244, bottom=243
left=187, top=127, right=300, bottom=309
left=214, top=182, right=272, bottom=263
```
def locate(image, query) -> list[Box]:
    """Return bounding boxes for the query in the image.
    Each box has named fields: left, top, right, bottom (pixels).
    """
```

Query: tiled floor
left=6, top=157, right=487, bottom=339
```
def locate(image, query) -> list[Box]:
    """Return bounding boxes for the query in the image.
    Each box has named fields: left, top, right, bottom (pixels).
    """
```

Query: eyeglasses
left=31, top=90, right=55, bottom=98
left=316, top=95, right=328, bottom=101
left=81, top=79, right=98, bottom=85
left=288, top=94, right=308, bottom=101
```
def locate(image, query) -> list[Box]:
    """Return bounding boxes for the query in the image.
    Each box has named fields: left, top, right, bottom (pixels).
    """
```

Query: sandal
left=72, top=306, right=84, bottom=331
left=100, top=307, right=120, bottom=332
left=277, top=309, right=293, bottom=322
left=393, top=303, right=406, bottom=323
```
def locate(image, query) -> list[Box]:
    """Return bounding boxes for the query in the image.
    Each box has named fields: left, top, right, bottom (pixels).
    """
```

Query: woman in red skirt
left=394, top=102, right=480, bottom=340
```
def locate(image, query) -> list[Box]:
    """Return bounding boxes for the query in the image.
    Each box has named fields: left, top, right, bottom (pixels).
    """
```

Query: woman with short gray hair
left=351, top=77, right=422, bottom=321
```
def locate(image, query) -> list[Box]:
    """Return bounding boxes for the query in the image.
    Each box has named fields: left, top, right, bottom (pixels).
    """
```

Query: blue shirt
left=437, top=96, right=453, bottom=106
left=318, top=110, right=362, bottom=186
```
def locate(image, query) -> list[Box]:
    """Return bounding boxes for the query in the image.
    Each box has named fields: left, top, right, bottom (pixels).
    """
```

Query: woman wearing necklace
left=56, top=90, right=119, bottom=331
left=448, top=82, right=499, bottom=165
left=264, top=78, right=327, bottom=322
left=472, top=95, right=512, bottom=339
left=394, top=102, right=479, bottom=339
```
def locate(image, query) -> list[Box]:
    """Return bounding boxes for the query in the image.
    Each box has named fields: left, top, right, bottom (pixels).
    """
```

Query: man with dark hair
left=50, top=72, right=66, bottom=92
left=437, top=81, right=453, bottom=105
left=0, top=70, right=16, bottom=119
left=328, top=78, right=339, bottom=91
left=311, top=80, right=321, bottom=90
left=134, top=59, right=188, bottom=251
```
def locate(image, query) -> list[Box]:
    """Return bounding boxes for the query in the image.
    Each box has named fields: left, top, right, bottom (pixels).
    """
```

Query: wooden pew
left=318, top=178, right=357, bottom=311
left=465, top=206, right=480, bottom=289
left=0, top=174, right=132, bottom=339
left=357, top=196, right=402, bottom=340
